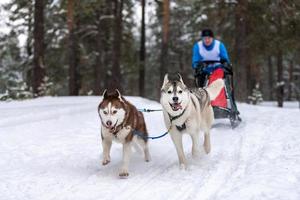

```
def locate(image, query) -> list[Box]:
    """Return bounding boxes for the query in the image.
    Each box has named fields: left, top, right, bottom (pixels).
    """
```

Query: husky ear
left=115, top=89, right=124, bottom=102
left=162, top=74, right=169, bottom=89
left=115, top=89, right=121, bottom=98
left=102, top=89, right=108, bottom=99
left=177, top=73, right=184, bottom=84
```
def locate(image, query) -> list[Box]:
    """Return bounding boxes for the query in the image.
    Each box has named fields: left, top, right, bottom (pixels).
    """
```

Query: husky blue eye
left=103, top=111, right=108, bottom=115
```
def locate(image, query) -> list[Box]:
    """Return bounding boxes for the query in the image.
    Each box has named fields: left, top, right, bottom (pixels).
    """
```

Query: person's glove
left=194, top=62, right=205, bottom=76
left=194, top=67, right=201, bottom=77
left=196, top=61, right=205, bottom=69
left=223, top=62, right=233, bottom=75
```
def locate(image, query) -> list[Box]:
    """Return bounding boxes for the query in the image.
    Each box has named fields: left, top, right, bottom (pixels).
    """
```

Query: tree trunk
left=27, top=2, right=33, bottom=58
left=33, top=0, right=45, bottom=96
left=26, top=1, right=33, bottom=88
left=159, top=0, right=170, bottom=85
left=276, top=48, right=284, bottom=107
left=103, top=0, right=113, bottom=90
left=268, top=56, right=274, bottom=100
left=94, top=31, right=103, bottom=95
left=288, top=60, right=294, bottom=101
left=94, top=4, right=104, bottom=95
left=179, top=51, right=189, bottom=84
left=234, top=0, right=248, bottom=102
left=247, top=56, right=255, bottom=100
left=67, top=0, right=79, bottom=95
left=110, top=0, right=123, bottom=91
left=139, top=0, right=146, bottom=97
left=276, top=11, right=284, bottom=107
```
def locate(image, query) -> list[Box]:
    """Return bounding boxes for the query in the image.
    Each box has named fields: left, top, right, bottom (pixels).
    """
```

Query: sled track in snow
left=209, top=111, right=278, bottom=199
left=105, top=123, right=247, bottom=200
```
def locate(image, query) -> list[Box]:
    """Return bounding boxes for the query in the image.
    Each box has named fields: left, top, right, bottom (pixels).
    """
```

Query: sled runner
left=194, top=60, right=242, bottom=128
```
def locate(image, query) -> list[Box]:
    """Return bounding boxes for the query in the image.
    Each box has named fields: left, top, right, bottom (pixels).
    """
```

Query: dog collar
left=168, top=108, right=186, bottom=122
left=167, top=105, right=188, bottom=132
left=168, top=110, right=187, bottom=132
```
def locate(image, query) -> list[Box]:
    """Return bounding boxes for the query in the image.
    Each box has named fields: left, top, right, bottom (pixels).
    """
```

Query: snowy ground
left=0, top=97, right=299, bottom=200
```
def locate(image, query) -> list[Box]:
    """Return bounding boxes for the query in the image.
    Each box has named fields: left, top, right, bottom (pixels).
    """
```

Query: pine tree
left=248, top=83, right=263, bottom=105
left=0, top=31, right=33, bottom=101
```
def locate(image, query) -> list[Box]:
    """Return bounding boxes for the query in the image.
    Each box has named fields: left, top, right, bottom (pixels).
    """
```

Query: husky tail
left=205, top=79, right=224, bottom=101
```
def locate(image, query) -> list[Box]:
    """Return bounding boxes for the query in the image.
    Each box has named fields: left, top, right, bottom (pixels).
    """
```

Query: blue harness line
left=138, top=108, right=163, bottom=112
left=135, top=108, right=168, bottom=140
left=132, top=129, right=169, bottom=140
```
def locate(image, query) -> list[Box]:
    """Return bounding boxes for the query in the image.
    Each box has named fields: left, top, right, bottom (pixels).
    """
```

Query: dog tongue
left=173, top=103, right=182, bottom=110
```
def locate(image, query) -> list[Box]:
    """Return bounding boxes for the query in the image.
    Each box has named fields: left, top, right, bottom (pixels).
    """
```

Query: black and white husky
left=160, top=73, right=224, bottom=169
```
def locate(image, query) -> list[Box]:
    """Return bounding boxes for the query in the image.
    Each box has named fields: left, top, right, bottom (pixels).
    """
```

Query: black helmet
left=201, top=29, right=214, bottom=38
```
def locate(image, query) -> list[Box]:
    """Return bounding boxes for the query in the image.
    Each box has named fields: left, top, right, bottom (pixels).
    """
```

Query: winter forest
left=0, top=0, right=299, bottom=105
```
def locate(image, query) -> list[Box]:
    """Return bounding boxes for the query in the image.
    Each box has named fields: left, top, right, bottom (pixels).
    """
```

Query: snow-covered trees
left=0, top=31, right=32, bottom=101
left=0, top=0, right=300, bottom=105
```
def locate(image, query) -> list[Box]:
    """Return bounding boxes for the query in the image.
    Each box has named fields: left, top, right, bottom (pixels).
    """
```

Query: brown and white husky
left=98, top=89, right=151, bottom=178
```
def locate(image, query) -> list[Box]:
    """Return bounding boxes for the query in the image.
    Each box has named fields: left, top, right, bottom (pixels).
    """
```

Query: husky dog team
left=98, top=73, right=224, bottom=178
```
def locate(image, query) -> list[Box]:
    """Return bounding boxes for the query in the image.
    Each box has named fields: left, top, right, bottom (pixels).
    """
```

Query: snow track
left=0, top=97, right=299, bottom=200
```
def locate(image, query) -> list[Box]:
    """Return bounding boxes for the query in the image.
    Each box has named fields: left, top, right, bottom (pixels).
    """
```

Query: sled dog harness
left=103, top=108, right=168, bottom=140
left=132, top=129, right=169, bottom=140
left=131, top=107, right=188, bottom=140
left=167, top=108, right=187, bottom=132
left=138, top=108, right=187, bottom=131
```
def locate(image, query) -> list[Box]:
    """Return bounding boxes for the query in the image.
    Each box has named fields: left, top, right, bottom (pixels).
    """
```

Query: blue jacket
left=192, top=39, right=230, bottom=69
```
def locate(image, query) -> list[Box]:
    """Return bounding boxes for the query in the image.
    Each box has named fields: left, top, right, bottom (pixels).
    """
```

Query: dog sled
left=194, top=60, right=242, bottom=128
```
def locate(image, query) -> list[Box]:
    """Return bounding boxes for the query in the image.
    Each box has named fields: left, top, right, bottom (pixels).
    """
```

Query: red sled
left=208, top=68, right=227, bottom=108
left=194, top=61, right=241, bottom=128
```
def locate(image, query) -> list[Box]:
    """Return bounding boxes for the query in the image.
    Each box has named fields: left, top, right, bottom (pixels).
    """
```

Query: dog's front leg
left=190, top=132, right=201, bottom=158
left=204, top=131, right=211, bottom=154
left=102, top=137, right=112, bottom=165
left=170, top=131, right=187, bottom=169
left=119, top=142, right=131, bottom=178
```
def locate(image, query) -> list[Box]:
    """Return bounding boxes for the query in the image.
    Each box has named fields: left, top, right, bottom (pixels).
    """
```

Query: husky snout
left=172, top=96, right=179, bottom=102
left=105, top=119, right=118, bottom=131
left=170, top=96, right=182, bottom=111
left=106, top=120, right=112, bottom=127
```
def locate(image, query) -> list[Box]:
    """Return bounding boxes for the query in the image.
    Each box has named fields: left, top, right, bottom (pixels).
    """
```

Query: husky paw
left=145, top=154, right=151, bottom=162
left=179, top=163, right=188, bottom=170
left=204, top=145, right=211, bottom=154
left=119, top=169, right=129, bottom=178
left=102, top=159, right=110, bottom=165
